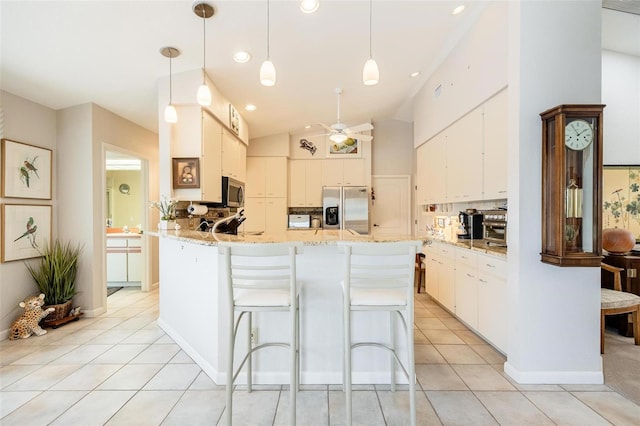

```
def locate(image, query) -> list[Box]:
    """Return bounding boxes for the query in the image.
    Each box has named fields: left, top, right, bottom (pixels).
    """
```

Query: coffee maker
left=458, top=209, right=484, bottom=239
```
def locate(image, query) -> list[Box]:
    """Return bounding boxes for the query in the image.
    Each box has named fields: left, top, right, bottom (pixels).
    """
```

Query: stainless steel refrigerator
left=322, top=186, right=369, bottom=234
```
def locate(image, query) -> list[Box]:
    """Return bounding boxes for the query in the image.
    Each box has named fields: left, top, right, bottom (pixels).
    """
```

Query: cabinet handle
left=486, top=263, right=496, bottom=268
left=461, top=255, right=468, bottom=259
left=466, top=273, right=475, bottom=278
left=479, top=278, right=488, bottom=283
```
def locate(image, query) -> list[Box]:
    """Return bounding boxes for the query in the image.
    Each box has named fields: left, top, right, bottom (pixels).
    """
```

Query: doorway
left=105, top=150, right=147, bottom=296
left=370, top=175, right=411, bottom=236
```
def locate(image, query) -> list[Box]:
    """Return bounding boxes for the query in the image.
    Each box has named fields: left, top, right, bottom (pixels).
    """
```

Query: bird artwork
left=14, top=217, right=38, bottom=248
left=19, top=156, right=39, bottom=188
left=24, top=157, right=39, bottom=178
left=19, top=166, right=30, bottom=187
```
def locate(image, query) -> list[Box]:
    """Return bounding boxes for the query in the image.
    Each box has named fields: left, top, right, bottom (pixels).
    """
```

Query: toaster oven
left=482, top=210, right=507, bottom=246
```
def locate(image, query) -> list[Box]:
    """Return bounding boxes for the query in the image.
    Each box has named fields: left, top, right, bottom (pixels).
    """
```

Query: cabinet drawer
left=127, top=238, right=142, bottom=248
left=107, top=238, right=127, bottom=248
left=455, top=248, right=478, bottom=268
left=422, top=240, right=438, bottom=256
left=438, top=244, right=455, bottom=259
left=477, top=254, right=507, bottom=278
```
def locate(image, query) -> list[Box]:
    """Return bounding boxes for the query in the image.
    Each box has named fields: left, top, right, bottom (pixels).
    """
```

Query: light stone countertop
left=148, top=228, right=425, bottom=247
left=424, top=237, right=507, bottom=258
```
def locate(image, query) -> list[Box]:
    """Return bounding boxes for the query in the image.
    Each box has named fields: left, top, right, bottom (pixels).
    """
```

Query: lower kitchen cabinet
left=477, top=253, right=507, bottom=351
left=437, top=246, right=455, bottom=312
left=454, top=248, right=479, bottom=329
left=107, top=236, right=142, bottom=283
left=107, top=252, right=127, bottom=281
left=244, top=197, right=287, bottom=234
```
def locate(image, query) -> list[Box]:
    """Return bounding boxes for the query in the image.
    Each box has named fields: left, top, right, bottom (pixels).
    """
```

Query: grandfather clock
left=540, top=104, right=605, bottom=267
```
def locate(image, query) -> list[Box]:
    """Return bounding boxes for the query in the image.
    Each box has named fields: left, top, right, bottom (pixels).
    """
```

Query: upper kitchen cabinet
left=416, top=133, right=446, bottom=204
left=246, top=157, right=287, bottom=198
left=322, top=159, right=366, bottom=187
left=173, top=107, right=222, bottom=203
left=222, top=130, right=247, bottom=183
left=482, top=89, right=508, bottom=200
left=289, top=159, right=323, bottom=207
left=447, top=108, right=483, bottom=202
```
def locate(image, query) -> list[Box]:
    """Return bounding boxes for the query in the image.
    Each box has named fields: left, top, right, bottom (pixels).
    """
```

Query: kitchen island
left=151, top=229, right=423, bottom=385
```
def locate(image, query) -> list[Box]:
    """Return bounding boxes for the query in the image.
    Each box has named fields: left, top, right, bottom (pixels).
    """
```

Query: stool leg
left=390, top=312, right=396, bottom=392
left=226, top=311, right=236, bottom=426
left=247, top=312, right=253, bottom=393
left=601, top=310, right=605, bottom=354
left=344, top=302, right=352, bottom=426
left=290, top=302, right=297, bottom=425
left=406, top=309, right=416, bottom=426
left=633, top=308, right=640, bottom=346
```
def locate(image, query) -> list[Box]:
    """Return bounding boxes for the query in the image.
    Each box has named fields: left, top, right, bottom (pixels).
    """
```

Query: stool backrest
left=342, top=242, right=417, bottom=292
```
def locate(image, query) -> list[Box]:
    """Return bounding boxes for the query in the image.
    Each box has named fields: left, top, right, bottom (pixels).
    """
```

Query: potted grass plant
left=26, top=239, right=82, bottom=324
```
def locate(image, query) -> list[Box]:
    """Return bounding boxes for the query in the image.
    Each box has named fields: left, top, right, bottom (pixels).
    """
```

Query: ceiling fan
left=317, top=88, right=373, bottom=144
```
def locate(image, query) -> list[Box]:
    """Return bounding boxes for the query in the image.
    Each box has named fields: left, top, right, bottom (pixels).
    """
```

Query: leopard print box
left=9, top=294, right=55, bottom=340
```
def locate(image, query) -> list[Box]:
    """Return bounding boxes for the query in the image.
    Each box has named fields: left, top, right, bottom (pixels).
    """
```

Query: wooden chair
left=415, top=253, right=425, bottom=293
left=601, top=263, right=640, bottom=354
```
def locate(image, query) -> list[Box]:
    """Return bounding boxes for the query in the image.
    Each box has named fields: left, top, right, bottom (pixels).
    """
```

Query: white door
left=371, top=175, right=411, bottom=236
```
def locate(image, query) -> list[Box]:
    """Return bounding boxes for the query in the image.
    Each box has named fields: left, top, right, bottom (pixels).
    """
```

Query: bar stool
left=220, top=242, right=301, bottom=426
left=341, top=242, right=417, bottom=426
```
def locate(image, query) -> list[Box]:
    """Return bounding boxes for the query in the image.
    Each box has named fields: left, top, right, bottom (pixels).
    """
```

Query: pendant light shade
left=193, top=2, right=214, bottom=106
left=260, top=60, right=276, bottom=86
left=363, top=58, right=379, bottom=86
left=160, top=46, right=180, bottom=124
left=261, top=0, right=276, bottom=86
left=300, top=0, right=319, bottom=14
left=330, top=133, right=347, bottom=143
left=363, top=0, right=379, bottom=86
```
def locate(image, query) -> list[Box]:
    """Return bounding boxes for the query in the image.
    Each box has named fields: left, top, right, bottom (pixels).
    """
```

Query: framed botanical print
left=1, top=139, right=52, bottom=199
left=1, top=204, right=52, bottom=262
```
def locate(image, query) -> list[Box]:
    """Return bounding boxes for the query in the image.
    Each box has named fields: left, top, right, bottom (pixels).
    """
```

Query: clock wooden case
left=540, top=104, right=605, bottom=267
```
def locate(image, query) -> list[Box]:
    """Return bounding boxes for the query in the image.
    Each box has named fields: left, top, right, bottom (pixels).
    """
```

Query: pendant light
left=362, top=0, right=379, bottom=86
left=300, top=0, right=319, bottom=14
left=260, top=0, right=276, bottom=86
left=160, top=46, right=180, bottom=123
left=193, top=2, right=214, bottom=106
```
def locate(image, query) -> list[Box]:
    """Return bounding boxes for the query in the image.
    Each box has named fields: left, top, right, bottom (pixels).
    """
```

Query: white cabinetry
left=423, top=242, right=439, bottom=299
left=222, top=130, right=247, bottom=183
left=322, top=159, right=366, bottom=187
left=477, top=253, right=507, bottom=352
left=446, top=109, right=483, bottom=202
left=483, top=89, right=508, bottom=200
left=107, top=237, right=142, bottom=283
left=243, top=198, right=265, bottom=233
left=245, top=156, right=287, bottom=234
left=454, top=249, right=479, bottom=329
left=422, top=241, right=455, bottom=312
left=201, top=113, right=223, bottom=202
left=289, top=160, right=323, bottom=207
left=416, top=134, right=446, bottom=205
left=265, top=198, right=287, bottom=234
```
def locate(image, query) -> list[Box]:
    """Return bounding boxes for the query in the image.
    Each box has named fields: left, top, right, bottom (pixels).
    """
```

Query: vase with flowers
left=150, top=195, right=178, bottom=230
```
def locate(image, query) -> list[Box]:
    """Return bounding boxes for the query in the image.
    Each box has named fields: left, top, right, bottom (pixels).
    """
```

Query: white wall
left=602, top=50, right=640, bottom=164
left=372, top=119, right=413, bottom=176
left=248, top=133, right=290, bottom=157
left=0, top=91, right=57, bottom=335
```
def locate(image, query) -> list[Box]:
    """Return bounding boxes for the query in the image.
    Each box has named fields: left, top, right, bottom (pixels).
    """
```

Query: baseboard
left=504, top=361, right=604, bottom=384
left=0, top=328, right=9, bottom=341
left=82, top=306, right=106, bottom=318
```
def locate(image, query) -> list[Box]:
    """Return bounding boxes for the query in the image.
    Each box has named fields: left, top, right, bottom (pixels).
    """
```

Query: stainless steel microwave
left=222, top=176, right=244, bottom=208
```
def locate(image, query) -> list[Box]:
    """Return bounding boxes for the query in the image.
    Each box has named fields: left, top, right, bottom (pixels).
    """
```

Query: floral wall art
left=1, top=139, right=52, bottom=199
left=603, top=165, right=640, bottom=241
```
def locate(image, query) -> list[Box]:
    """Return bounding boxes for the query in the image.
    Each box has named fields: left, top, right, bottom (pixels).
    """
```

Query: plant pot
left=41, top=299, right=73, bottom=325
left=603, top=227, right=635, bottom=254
left=158, top=220, right=176, bottom=230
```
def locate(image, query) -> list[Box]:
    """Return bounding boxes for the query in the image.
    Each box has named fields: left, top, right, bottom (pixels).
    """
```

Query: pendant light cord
left=267, top=0, right=271, bottom=59
left=368, top=0, right=373, bottom=59
left=169, top=49, right=173, bottom=104
left=202, top=4, right=206, bottom=81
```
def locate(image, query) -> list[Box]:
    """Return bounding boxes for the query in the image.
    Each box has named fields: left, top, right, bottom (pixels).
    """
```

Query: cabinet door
left=107, top=252, right=127, bottom=282
left=244, top=198, right=266, bottom=233
left=305, top=160, right=323, bottom=206
left=289, top=160, right=306, bottom=207
left=236, top=142, right=247, bottom=183
left=477, top=254, right=507, bottom=352
left=201, top=113, right=222, bottom=202
left=342, top=159, right=365, bottom=186
left=483, top=89, right=508, bottom=200
left=265, top=157, right=287, bottom=197
left=425, top=255, right=439, bottom=299
left=438, top=256, right=455, bottom=312
left=416, top=143, right=429, bottom=205
left=322, top=159, right=344, bottom=186
left=246, top=157, right=266, bottom=197
left=222, top=131, right=239, bottom=179
left=447, top=109, right=483, bottom=202
left=424, top=134, right=447, bottom=204
left=127, top=251, right=142, bottom=282
left=265, top=198, right=287, bottom=234
left=455, top=264, right=478, bottom=329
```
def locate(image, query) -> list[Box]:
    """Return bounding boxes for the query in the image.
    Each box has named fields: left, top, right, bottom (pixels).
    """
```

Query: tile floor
left=1, top=288, right=640, bottom=425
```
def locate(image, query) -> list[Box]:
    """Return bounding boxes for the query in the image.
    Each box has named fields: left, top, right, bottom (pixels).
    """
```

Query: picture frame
left=1, top=139, right=53, bottom=199
left=172, top=157, right=200, bottom=189
left=1, top=204, right=52, bottom=263
left=326, top=137, right=363, bottom=158
left=229, top=104, right=240, bottom=135
left=603, top=165, right=640, bottom=241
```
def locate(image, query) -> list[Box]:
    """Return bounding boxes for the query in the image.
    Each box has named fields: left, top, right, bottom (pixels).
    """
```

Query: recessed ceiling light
left=410, top=71, right=420, bottom=78
left=233, top=51, right=251, bottom=63
left=305, top=125, right=311, bottom=129
left=245, top=104, right=257, bottom=111
left=300, top=0, right=319, bottom=14
left=452, top=5, right=466, bottom=15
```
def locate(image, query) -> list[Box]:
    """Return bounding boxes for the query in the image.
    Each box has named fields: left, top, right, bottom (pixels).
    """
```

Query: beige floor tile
left=169, top=349, right=195, bottom=364
left=120, top=328, right=165, bottom=344
left=426, top=390, right=498, bottom=425
left=440, top=317, right=468, bottom=330
left=0, top=345, right=37, bottom=365
left=414, top=307, right=437, bottom=318
left=0, top=390, right=41, bottom=418
left=415, top=317, right=448, bottom=330
left=4, top=364, right=82, bottom=391
left=0, top=390, right=88, bottom=426
left=452, top=365, right=516, bottom=391
left=91, top=343, right=148, bottom=364
left=143, top=363, right=201, bottom=390
left=50, top=390, right=136, bottom=426
left=469, top=344, right=506, bottom=364
left=329, top=390, right=386, bottom=425
left=50, top=344, right=113, bottom=364
left=51, top=364, right=122, bottom=390
left=422, top=329, right=465, bottom=345
left=560, top=383, right=613, bottom=392
left=0, top=364, right=41, bottom=389
left=415, top=364, right=467, bottom=391
left=415, top=344, right=447, bottom=364
left=377, top=389, right=442, bottom=425
left=572, top=391, right=640, bottom=425
left=434, top=345, right=486, bottom=364
left=130, top=343, right=180, bottom=363
left=97, top=364, right=163, bottom=390
left=414, top=329, right=430, bottom=344
left=452, top=329, right=487, bottom=345
left=225, top=389, right=281, bottom=425
left=274, top=390, right=329, bottom=425
left=84, top=317, right=126, bottom=330
left=155, top=334, right=177, bottom=344
left=189, top=371, right=223, bottom=390
left=85, top=329, right=136, bottom=345
left=53, top=329, right=107, bottom=345
left=523, top=391, right=610, bottom=425
left=10, top=344, right=77, bottom=365
left=474, top=391, right=555, bottom=425
left=105, top=390, right=183, bottom=425
left=162, top=389, right=227, bottom=426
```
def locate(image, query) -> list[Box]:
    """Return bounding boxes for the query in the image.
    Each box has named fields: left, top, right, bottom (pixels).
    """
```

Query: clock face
left=565, top=119, right=593, bottom=150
